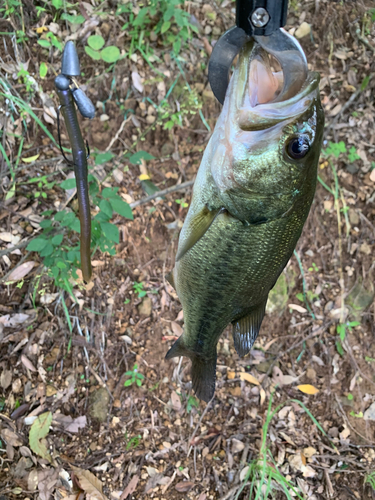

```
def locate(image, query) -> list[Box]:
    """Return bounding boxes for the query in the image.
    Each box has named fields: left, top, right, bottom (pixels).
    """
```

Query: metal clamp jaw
left=208, top=0, right=307, bottom=105
left=55, top=41, right=95, bottom=119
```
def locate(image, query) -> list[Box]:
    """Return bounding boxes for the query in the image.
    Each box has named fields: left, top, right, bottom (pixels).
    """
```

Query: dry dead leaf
left=288, top=303, right=307, bottom=313
left=0, top=313, right=30, bottom=327
left=297, top=384, right=319, bottom=395
left=0, top=369, right=12, bottom=389
left=131, top=71, right=144, bottom=93
left=21, top=354, right=37, bottom=372
left=170, top=390, right=182, bottom=412
left=0, top=428, right=23, bottom=447
left=171, top=321, right=183, bottom=337
left=6, top=261, right=36, bottom=282
left=175, top=481, right=194, bottom=493
left=120, top=475, right=139, bottom=499
left=259, top=387, right=266, bottom=406
left=71, top=466, right=109, bottom=500
left=303, top=446, right=317, bottom=458
left=239, top=372, right=260, bottom=385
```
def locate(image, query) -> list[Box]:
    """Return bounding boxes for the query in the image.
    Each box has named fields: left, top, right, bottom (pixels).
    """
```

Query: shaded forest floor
left=0, top=1, right=375, bottom=499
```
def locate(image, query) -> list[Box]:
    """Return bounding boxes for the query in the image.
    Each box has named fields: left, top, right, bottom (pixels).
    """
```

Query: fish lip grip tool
left=208, top=0, right=308, bottom=105
left=55, top=41, right=95, bottom=282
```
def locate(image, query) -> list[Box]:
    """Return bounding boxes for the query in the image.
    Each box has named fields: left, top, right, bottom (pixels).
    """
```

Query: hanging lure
left=166, top=0, right=324, bottom=401
left=55, top=41, right=95, bottom=283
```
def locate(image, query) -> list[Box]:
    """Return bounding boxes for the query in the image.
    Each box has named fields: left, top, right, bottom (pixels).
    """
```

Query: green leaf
left=136, top=378, right=142, bottom=387
left=56, top=260, right=67, bottom=269
left=173, top=39, right=181, bottom=54
left=84, top=46, right=101, bottom=60
left=110, top=198, right=133, bottom=220
left=128, top=150, right=155, bottom=165
left=124, top=379, right=132, bottom=387
left=101, top=46, right=120, bottom=63
left=87, top=35, right=105, bottom=50
left=51, top=234, right=64, bottom=246
left=361, top=75, right=370, bottom=91
left=51, top=0, right=63, bottom=8
left=60, top=212, right=76, bottom=227
left=102, top=187, right=119, bottom=198
left=59, top=178, right=76, bottom=190
left=39, top=220, right=52, bottom=229
left=40, top=242, right=54, bottom=257
left=61, top=13, right=85, bottom=24
left=70, top=219, right=81, bottom=233
left=99, top=199, right=113, bottom=219
left=95, top=151, right=115, bottom=165
left=101, top=222, right=119, bottom=243
left=54, top=210, right=66, bottom=222
left=336, top=340, right=344, bottom=356
left=39, top=62, right=48, bottom=78
left=161, top=21, right=171, bottom=34
left=29, top=411, right=52, bottom=461
left=337, top=324, right=346, bottom=342
left=38, top=39, right=51, bottom=48
left=27, top=238, right=48, bottom=252
left=141, top=179, right=160, bottom=197
left=295, top=292, right=304, bottom=302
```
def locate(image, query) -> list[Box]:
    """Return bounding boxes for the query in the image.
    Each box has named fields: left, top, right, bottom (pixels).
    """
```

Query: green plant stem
left=293, top=250, right=316, bottom=320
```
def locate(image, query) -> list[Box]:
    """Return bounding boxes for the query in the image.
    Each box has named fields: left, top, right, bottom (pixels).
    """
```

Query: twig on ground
left=218, top=482, right=250, bottom=500
left=105, top=116, right=131, bottom=153
left=354, top=23, right=375, bottom=54
left=187, top=396, right=214, bottom=458
left=326, top=73, right=374, bottom=134
left=130, top=179, right=195, bottom=209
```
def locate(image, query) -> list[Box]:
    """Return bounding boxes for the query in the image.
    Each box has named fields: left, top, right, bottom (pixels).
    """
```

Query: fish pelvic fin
left=165, top=337, right=217, bottom=403
left=166, top=270, right=175, bottom=289
left=232, top=299, right=267, bottom=357
left=176, top=206, right=223, bottom=261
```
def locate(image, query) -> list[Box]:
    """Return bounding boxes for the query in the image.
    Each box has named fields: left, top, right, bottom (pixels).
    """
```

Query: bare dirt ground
left=0, top=1, right=375, bottom=499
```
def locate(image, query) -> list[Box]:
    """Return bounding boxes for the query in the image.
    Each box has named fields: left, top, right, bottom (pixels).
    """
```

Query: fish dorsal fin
left=176, top=206, right=222, bottom=261
left=232, top=299, right=267, bottom=357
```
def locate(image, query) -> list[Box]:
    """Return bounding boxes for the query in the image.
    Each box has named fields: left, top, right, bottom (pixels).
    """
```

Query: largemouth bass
left=166, top=40, right=324, bottom=402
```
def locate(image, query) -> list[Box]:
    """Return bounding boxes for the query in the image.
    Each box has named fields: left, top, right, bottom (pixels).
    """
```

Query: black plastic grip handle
left=236, top=0, right=288, bottom=36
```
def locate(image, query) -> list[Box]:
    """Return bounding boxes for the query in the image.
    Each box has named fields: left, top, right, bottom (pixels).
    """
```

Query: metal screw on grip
left=251, top=7, right=270, bottom=28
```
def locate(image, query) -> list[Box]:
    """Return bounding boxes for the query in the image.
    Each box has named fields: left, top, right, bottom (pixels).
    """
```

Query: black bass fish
left=166, top=40, right=324, bottom=402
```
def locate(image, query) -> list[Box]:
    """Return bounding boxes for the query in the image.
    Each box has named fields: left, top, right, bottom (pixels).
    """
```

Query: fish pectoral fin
left=176, top=206, right=223, bottom=261
left=232, top=299, right=267, bottom=357
left=166, top=337, right=217, bottom=403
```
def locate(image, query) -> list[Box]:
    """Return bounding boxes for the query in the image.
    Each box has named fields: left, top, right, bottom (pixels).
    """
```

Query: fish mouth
left=227, top=34, right=320, bottom=131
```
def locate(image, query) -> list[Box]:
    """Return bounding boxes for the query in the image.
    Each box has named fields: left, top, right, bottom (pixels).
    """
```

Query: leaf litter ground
left=0, top=1, right=375, bottom=499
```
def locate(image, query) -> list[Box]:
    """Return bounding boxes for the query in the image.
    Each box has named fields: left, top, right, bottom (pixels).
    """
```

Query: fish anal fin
left=165, top=336, right=189, bottom=360
left=232, top=300, right=267, bottom=357
left=166, top=337, right=217, bottom=403
left=176, top=207, right=222, bottom=261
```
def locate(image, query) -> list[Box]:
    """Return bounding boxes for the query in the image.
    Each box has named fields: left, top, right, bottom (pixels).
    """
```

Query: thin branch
left=130, top=179, right=195, bottom=209
left=326, top=73, right=374, bottom=134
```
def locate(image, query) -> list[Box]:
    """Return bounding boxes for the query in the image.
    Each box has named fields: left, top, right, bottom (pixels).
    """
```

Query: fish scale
left=166, top=41, right=324, bottom=402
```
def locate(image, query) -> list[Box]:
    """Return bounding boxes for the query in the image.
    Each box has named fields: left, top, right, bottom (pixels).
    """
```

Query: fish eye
left=286, top=136, right=310, bottom=160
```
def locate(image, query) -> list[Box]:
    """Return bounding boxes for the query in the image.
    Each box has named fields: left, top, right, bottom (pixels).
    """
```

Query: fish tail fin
left=232, top=299, right=267, bottom=357
left=165, top=337, right=217, bottom=403
left=191, top=354, right=217, bottom=403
